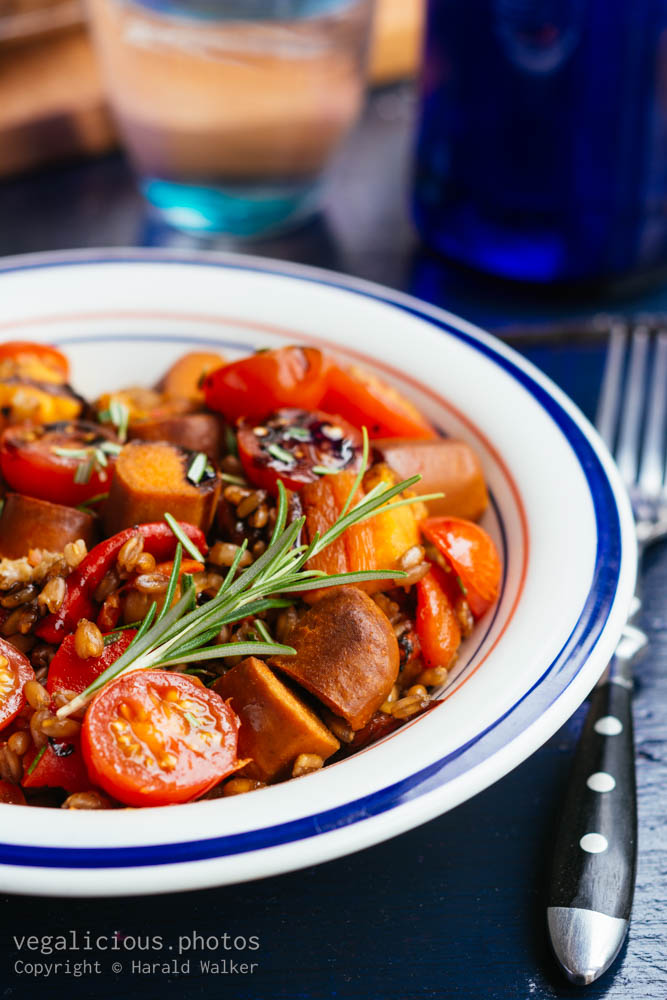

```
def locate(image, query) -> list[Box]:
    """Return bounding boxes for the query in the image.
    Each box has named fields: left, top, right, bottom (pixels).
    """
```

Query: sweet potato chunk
left=103, top=440, right=220, bottom=536
left=270, top=587, right=399, bottom=730
left=213, top=657, right=339, bottom=783
left=301, top=466, right=424, bottom=601
left=0, top=493, right=96, bottom=558
left=373, top=438, right=488, bottom=520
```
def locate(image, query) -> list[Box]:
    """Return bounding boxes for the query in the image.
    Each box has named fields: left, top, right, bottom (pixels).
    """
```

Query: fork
left=546, top=321, right=667, bottom=985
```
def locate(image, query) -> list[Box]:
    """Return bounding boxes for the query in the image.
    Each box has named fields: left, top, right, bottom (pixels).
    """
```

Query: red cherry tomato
left=0, top=780, right=26, bottom=804
left=415, top=566, right=462, bottom=670
left=0, top=421, right=119, bottom=506
left=0, top=638, right=35, bottom=733
left=320, top=363, right=437, bottom=440
left=237, top=408, right=363, bottom=494
left=0, top=341, right=69, bottom=380
left=421, top=517, right=502, bottom=619
left=203, top=346, right=331, bottom=423
left=81, top=670, right=240, bottom=807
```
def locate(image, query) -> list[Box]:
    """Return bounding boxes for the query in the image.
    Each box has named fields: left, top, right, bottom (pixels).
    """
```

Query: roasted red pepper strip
left=25, top=629, right=137, bottom=794
left=35, top=522, right=207, bottom=643
left=46, top=629, right=137, bottom=698
left=22, top=737, right=90, bottom=794
left=415, top=565, right=462, bottom=670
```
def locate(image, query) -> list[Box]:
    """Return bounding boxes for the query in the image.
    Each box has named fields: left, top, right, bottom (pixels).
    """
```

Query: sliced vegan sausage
left=373, top=437, right=489, bottom=521
left=0, top=493, right=96, bottom=558
left=129, top=413, right=223, bottom=460
left=270, top=587, right=400, bottom=730
left=103, top=440, right=221, bottom=536
left=213, top=657, right=340, bottom=783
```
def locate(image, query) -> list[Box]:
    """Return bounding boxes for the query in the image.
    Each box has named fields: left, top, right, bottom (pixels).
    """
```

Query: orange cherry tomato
left=203, top=346, right=331, bottom=423
left=320, top=363, right=437, bottom=440
left=0, top=638, right=35, bottom=733
left=421, top=517, right=502, bottom=620
left=81, top=670, right=240, bottom=807
left=416, top=566, right=462, bottom=670
left=0, top=341, right=69, bottom=380
left=237, top=408, right=363, bottom=494
left=0, top=421, right=119, bottom=506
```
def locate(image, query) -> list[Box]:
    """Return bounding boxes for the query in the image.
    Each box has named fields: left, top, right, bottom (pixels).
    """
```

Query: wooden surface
left=0, top=85, right=665, bottom=999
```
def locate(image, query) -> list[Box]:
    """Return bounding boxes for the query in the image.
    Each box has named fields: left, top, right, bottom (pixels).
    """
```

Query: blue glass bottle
left=413, top=0, right=667, bottom=283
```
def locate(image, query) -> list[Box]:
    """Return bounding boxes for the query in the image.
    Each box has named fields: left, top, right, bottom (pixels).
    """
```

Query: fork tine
left=596, top=322, right=626, bottom=447
left=616, top=326, right=650, bottom=484
left=638, top=331, right=667, bottom=494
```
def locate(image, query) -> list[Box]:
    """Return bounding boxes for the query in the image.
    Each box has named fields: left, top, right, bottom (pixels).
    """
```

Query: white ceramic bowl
left=0, top=249, right=636, bottom=897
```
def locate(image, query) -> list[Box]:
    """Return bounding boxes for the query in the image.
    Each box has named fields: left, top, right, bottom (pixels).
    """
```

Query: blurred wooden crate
left=0, top=25, right=115, bottom=177
left=369, top=0, right=424, bottom=85
left=0, top=0, right=423, bottom=178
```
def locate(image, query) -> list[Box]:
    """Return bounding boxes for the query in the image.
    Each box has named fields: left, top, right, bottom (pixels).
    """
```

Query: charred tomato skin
left=0, top=420, right=119, bottom=506
left=237, top=408, right=363, bottom=494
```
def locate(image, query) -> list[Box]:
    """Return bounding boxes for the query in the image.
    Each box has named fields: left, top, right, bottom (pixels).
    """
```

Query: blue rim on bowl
left=0, top=250, right=637, bottom=890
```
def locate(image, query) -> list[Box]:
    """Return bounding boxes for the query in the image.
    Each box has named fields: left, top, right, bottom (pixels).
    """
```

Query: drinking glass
left=86, top=0, right=375, bottom=236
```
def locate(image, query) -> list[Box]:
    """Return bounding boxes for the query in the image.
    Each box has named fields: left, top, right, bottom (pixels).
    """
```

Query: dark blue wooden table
left=1, top=85, right=666, bottom=1000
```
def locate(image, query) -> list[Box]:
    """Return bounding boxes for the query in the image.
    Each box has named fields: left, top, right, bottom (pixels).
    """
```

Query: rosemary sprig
left=57, top=442, right=441, bottom=720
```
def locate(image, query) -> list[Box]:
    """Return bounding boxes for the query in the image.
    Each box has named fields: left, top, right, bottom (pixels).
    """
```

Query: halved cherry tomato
left=0, top=780, right=25, bottom=804
left=0, top=638, right=35, bottom=733
left=46, top=629, right=137, bottom=699
left=0, top=341, right=69, bottom=381
left=237, top=408, right=363, bottom=494
left=81, top=670, right=240, bottom=807
left=0, top=421, right=119, bottom=506
left=416, top=565, right=462, bottom=670
left=320, top=363, right=437, bottom=440
left=421, top=517, right=502, bottom=620
left=203, top=346, right=331, bottom=423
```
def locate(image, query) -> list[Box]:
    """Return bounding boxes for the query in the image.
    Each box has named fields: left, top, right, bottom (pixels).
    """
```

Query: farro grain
left=62, top=791, right=112, bottom=810
left=38, top=577, right=66, bottom=614
left=221, top=778, right=265, bottom=796
left=292, top=754, right=324, bottom=777
left=74, top=619, right=104, bottom=659
left=63, top=539, right=87, bottom=568
left=7, top=731, right=30, bottom=756
left=24, top=679, right=51, bottom=710
left=117, top=534, right=144, bottom=575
